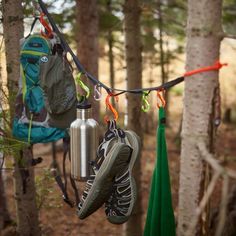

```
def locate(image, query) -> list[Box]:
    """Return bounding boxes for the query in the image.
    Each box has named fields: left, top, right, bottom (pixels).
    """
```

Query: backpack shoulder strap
left=51, top=138, right=80, bottom=207
left=25, top=17, right=40, bottom=39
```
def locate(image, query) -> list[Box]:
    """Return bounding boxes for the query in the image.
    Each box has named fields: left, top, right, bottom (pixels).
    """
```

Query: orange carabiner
left=157, top=89, right=166, bottom=108
left=104, top=93, right=119, bottom=123
left=40, top=13, right=53, bottom=38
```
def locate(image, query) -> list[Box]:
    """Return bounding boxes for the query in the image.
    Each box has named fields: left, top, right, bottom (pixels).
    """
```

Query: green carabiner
left=76, top=72, right=90, bottom=101
left=141, top=91, right=150, bottom=112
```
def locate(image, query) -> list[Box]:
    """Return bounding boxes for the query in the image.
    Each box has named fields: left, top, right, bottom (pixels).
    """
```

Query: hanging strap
left=27, top=113, right=33, bottom=144
left=51, top=137, right=80, bottom=207
left=67, top=138, right=80, bottom=205
left=51, top=138, right=73, bottom=207
left=25, top=17, right=40, bottom=39
left=69, top=175, right=80, bottom=205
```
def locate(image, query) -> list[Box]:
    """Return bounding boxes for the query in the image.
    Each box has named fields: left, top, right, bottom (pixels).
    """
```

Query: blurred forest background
left=1, top=0, right=236, bottom=236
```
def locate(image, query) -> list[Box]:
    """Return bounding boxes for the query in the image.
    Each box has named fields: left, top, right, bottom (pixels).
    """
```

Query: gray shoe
left=105, top=130, right=141, bottom=224
left=77, top=134, right=132, bottom=220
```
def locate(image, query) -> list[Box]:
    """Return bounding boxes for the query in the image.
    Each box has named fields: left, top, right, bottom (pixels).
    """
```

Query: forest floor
left=2, top=95, right=236, bottom=236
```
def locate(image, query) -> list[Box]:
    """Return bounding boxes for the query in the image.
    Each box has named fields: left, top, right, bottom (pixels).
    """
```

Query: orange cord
left=184, top=61, right=228, bottom=77
left=104, top=93, right=119, bottom=123
left=157, top=89, right=166, bottom=108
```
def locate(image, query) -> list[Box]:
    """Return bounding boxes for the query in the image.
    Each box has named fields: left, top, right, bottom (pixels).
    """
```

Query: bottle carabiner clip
left=76, top=72, right=90, bottom=102
left=141, top=91, right=150, bottom=112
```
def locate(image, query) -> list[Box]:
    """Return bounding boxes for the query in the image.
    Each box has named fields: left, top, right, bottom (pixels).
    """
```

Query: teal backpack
left=13, top=34, right=66, bottom=143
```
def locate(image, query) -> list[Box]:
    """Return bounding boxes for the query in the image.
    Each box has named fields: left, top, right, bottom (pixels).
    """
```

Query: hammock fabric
left=143, top=107, right=176, bottom=236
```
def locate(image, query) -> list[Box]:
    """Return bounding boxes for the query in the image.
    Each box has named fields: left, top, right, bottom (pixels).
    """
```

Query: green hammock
left=143, top=107, right=176, bottom=236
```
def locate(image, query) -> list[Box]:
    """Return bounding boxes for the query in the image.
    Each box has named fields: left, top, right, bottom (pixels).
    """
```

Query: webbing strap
left=27, top=113, right=33, bottom=143
left=51, top=138, right=79, bottom=208
left=67, top=139, right=80, bottom=205
left=25, top=17, right=39, bottom=39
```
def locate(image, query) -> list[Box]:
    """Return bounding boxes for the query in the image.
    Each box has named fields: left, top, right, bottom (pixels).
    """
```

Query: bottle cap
left=77, top=98, right=92, bottom=109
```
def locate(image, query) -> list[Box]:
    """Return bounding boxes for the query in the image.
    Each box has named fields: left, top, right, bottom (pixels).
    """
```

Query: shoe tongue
left=105, top=129, right=116, bottom=141
left=116, top=128, right=126, bottom=138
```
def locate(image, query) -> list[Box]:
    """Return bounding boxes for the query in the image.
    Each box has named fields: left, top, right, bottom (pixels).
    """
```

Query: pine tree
left=2, top=1, right=41, bottom=235
left=123, top=0, right=143, bottom=235
left=75, top=0, right=100, bottom=121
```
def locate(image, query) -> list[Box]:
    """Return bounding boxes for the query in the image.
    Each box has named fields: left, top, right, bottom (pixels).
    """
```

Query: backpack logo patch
left=41, top=56, right=49, bottom=63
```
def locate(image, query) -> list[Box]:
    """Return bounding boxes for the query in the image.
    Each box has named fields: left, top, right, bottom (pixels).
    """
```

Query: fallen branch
left=185, top=171, right=221, bottom=236
left=215, top=175, right=229, bottom=236
left=198, top=141, right=236, bottom=179
left=223, top=34, right=236, bottom=40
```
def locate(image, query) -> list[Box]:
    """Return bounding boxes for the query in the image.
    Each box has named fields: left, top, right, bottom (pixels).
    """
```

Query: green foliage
left=35, top=168, right=62, bottom=210
left=99, top=8, right=122, bottom=33
left=140, top=1, right=187, bottom=78
left=223, top=0, right=236, bottom=35
left=141, top=7, right=158, bottom=53
left=161, top=0, right=187, bottom=40
left=0, top=86, right=28, bottom=161
left=170, top=85, right=183, bottom=96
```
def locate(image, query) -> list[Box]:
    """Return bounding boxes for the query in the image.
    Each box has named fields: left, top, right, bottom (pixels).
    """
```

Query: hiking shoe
left=105, top=130, right=140, bottom=224
left=77, top=135, right=132, bottom=219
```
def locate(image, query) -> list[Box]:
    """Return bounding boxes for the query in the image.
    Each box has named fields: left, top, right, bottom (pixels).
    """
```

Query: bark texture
left=2, top=0, right=23, bottom=122
left=0, top=34, right=11, bottom=232
left=76, top=0, right=100, bottom=121
left=0, top=171, right=12, bottom=230
left=124, top=1, right=143, bottom=235
left=2, top=1, right=41, bottom=235
left=107, top=0, right=115, bottom=107
left=177, top=1, right=223, bottom=235
left=157, top=0, right=170, bottom=125
left=14, top=148, right=41, bottom=236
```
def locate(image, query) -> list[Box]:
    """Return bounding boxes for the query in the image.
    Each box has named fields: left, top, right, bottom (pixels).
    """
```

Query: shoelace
left=78, top=175, right=96, bottom=210
left=105, top=169, right=132, bottom=216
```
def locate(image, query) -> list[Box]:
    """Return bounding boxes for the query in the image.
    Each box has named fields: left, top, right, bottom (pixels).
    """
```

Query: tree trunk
left=157, top=0, right=166, bottom=86
left=157, top=0, right=170, bottom=125
left=177, top=1, right=223, bottom=235
left=2, top=0, right=23, bottom=122
left=2, top=1, right=41, bottom=235
left=106, top=0, right=115, bottom=106
left=0, top=171, right=12, bottom=230
left=124, top=1, right=143, bottom=236
left=76, top=0, right=100, bottom=121
left=14, top=148, right=41, bottom=236
left=0, top=36, right=12, bottom=232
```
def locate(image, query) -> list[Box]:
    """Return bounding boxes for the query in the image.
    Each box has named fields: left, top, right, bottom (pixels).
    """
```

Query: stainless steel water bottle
left=70, top=101, right=99, bottom=181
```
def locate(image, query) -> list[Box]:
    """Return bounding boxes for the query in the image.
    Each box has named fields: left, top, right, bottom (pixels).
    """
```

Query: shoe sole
left=78, top=143, right=132, bottom=219
left=107, top=131, right=140, bottom=224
